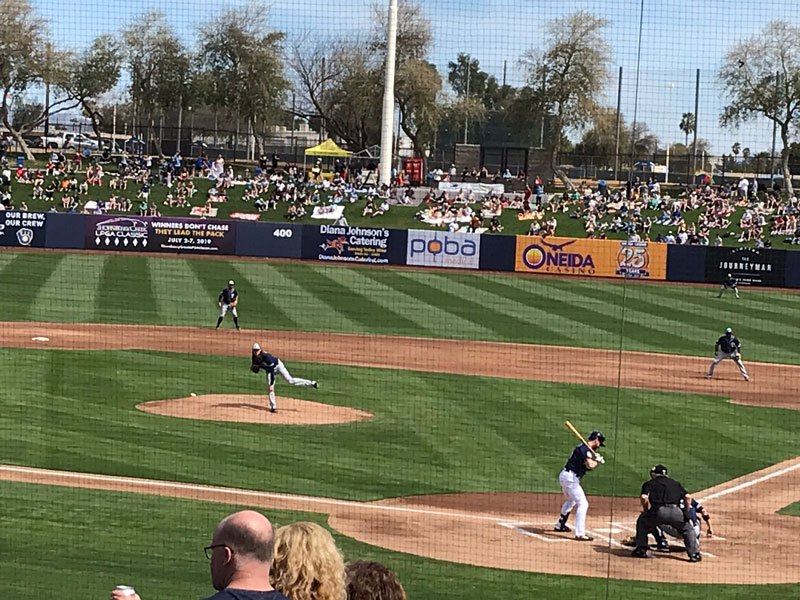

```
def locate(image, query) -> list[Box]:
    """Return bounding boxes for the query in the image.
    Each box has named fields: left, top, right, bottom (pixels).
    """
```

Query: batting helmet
left=588, top=431, right=606, bottom=446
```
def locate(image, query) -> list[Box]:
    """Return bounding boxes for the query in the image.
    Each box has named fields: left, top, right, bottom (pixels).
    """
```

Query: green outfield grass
left=1, top=250, right=797, bottom=598
left=778, top=501, right=800, bottom=516
left=1, top=251, right=798, bottom=364
left=6, top=169, right=797, bottom=248
left=2, top=481, right=792, bottom=600
left=1, top=349, right=798, bottom=499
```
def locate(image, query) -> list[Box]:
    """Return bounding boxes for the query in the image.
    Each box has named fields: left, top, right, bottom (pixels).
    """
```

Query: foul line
left=699, top=461, right=800, bottom=502
left=0, top=465, right=515, bottom=524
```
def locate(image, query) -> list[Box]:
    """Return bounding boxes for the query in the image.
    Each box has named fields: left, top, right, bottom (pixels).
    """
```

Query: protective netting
left=1, top=1, right=799, bottom=599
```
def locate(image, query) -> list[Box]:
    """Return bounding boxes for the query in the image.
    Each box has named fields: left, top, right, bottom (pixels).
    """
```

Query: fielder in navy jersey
left=705, top=327, right=749, bottom=381
left=216, top=280, right=240, bottom=330
left=554, top=430, right=606, bottom=541
left=251, top=343, right=318, bottom=413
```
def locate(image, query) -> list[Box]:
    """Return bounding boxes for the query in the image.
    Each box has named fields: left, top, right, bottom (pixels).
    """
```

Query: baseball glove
left=250, top=365, right=260, bottom=373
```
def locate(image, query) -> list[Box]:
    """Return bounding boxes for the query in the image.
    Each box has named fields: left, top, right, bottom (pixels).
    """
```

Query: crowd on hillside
left=107, top=510, right=406, bottom=600
left=518, top=175, right=800, bottom=246
left=3, top=148, right=800, bottom=245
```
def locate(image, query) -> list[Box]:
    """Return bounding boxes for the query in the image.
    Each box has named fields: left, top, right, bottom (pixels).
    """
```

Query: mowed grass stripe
left=94, top=255, right=157, bottom=323
left=186, top=259, right=296, bottom=330
left=447, top=274, right=592, bottom=345
left=651, top=284, right=800, bottom=335
left=548, top=280, right=724, bottom=354
left=278, top=263, right=421, bottom=335
left=146, top=258, right=218, bottom=324
left=0, top=253, right=66, bottom=321
left=329, top=269, right=483, bottom=337
left=363, top=269, right=545, bottom=342
left=31, top=254, right=106, bottom=322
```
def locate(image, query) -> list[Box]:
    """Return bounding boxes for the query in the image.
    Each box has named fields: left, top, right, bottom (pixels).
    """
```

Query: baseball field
left=1, top=249, right=799, bottom=599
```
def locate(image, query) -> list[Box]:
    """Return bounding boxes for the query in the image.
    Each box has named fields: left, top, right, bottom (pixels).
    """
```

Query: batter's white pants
left=707, top=351, right=748, bottom=379
left=220, top=304, right=238, bottom=318
left=558, top=469, right=589, bottom=537
left=267, top=360, right=315, bottom=410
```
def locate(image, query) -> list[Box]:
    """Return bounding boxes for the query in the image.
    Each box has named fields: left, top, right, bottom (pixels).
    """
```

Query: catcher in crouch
left=250, top=343, right=318, bottom=413
left=705, top=327, right=749, bottom=381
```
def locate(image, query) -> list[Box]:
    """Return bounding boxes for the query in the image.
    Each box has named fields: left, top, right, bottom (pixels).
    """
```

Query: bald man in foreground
left=110, top=510, right=289, bottom=600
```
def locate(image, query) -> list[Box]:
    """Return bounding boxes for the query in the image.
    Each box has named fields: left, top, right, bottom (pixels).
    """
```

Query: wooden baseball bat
left=565, top=420, right=598, bottom=458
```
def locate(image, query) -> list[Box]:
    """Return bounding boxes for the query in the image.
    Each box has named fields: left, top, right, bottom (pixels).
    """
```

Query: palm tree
left=679, top=112, right=696, bottom=146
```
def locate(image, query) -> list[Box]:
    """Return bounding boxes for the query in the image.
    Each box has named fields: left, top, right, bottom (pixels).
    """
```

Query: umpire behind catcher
left=631, top=465, right=701, bottom=562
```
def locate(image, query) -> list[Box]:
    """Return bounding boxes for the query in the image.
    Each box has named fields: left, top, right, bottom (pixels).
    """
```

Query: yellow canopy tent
left=304, top=138, right=352, bottom=157
left=303, top=138, right=352, bottom=175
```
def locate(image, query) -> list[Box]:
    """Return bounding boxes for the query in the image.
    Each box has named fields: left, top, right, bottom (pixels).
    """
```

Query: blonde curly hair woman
left=272, top=522, right=346, bottom=600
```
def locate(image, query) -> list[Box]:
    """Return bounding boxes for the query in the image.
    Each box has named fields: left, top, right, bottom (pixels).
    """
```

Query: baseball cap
left=650, top=464, right=668, bottom=477
left=725, top=327, right=732, bottom=334
left=252, top=343, right=260, bottom=351
left=228, top=280, right=235, bottom=286
left=588, top=431, right=606, bottom=446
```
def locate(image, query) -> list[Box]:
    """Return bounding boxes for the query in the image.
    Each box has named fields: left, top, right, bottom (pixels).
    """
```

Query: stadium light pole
left=379, top=0, right=398, bottom=187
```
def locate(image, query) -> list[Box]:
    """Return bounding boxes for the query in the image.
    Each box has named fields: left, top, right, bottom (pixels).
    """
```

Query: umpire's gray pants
left=635, top=506, right=699, bottom=556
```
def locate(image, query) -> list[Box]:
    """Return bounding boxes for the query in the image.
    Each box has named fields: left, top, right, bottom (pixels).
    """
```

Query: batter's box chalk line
left=498, top=521, right=716, bottom=557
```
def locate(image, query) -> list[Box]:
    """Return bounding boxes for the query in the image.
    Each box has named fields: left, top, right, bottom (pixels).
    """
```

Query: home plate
left=592, top=527, right=622, bottom=534
left=31, top=337, right=50, bottom=342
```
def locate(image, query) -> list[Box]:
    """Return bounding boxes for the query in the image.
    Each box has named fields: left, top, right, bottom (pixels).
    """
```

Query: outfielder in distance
left=216, top=280, right=240, bottom=330
left=705, top=327, right=749, bottom=381
left=554, top=429, right=606, bottom=541
left=250, top=343, right=318, bottom=413
left=718, top=273, right=740, bottom=299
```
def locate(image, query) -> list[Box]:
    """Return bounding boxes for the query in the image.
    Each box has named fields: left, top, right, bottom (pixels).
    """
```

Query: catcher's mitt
left=250, top=365, right=260, bottom=373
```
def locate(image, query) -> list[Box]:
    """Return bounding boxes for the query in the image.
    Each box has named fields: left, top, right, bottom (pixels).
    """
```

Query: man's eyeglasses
left=204, top=544, right=229, bottom=559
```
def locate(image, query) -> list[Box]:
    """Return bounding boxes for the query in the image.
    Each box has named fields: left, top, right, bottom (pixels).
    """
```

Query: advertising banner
left=236, top=222, right=302, bottom=258
left=149, top=217, right=235, bottom=254
left=515, top=236, right=667, bottom=279
left=85, top=215, right=236, bottom=254
left=406, top=229, right=481, bottom=269
left=705, top=246, right=785, bottom=287
left=0, top=210, right=47, bottom=247
left=303, top=224, right=406, bottom=264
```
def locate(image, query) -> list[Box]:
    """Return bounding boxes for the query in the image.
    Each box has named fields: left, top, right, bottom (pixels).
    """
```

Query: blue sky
left=31, top=0, right=800, bottom=155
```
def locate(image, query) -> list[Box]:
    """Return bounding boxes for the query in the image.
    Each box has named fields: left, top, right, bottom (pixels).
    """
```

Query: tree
left=372, top=0, right=441, bottom=156
left=718, top=20, right=800, bottom=194
left=679, top=112, right=695, bottom=146
left=71, top=34, right=121, bottom=140
left=0, top=0, right=78, bottom=159
left=289, top=39, right=382, bottom=150
left=122, top=12, right=190, bottom=155
left=198, top=6, right=288, bottom=155
left=522, top=11, right=610, bottom=172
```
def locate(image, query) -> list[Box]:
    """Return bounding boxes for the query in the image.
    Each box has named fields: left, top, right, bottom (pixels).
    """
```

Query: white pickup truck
left=39, top=131, right=99, bottom=150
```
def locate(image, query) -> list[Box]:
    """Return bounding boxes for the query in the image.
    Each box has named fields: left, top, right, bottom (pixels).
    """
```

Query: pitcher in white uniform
left=554, top=430, right=606, bottom=541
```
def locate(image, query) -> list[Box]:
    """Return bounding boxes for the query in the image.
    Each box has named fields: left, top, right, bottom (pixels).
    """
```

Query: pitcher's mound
left=137, top=394, right=373, bottom=425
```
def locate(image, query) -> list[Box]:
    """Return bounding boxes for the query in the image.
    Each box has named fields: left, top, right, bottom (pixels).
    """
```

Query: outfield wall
left=1, top=210, right=797, bottom=288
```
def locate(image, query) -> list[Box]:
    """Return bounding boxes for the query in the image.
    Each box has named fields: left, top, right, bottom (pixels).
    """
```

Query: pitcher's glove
left=250, top=365, right=260, bottom=374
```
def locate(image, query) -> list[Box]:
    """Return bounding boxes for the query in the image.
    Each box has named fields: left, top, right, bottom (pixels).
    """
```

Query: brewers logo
left=615, top=241, right=651, bottom=278
left=16, top=227, right=34, bottom=246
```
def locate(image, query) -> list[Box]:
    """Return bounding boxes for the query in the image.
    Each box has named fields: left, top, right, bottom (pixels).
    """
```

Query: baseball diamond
left=1, top=246, right=799, bottom=600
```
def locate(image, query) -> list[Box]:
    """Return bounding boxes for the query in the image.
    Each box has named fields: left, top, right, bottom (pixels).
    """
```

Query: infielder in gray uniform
left=705, top=327, right=749, bottom=381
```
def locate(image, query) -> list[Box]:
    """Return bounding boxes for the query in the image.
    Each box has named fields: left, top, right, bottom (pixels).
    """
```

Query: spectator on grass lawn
left=272, top=522, right=346, bottom=600
left=345, top=561, right=406, bottom=600
left=109, top=510, right=288, bottom=600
